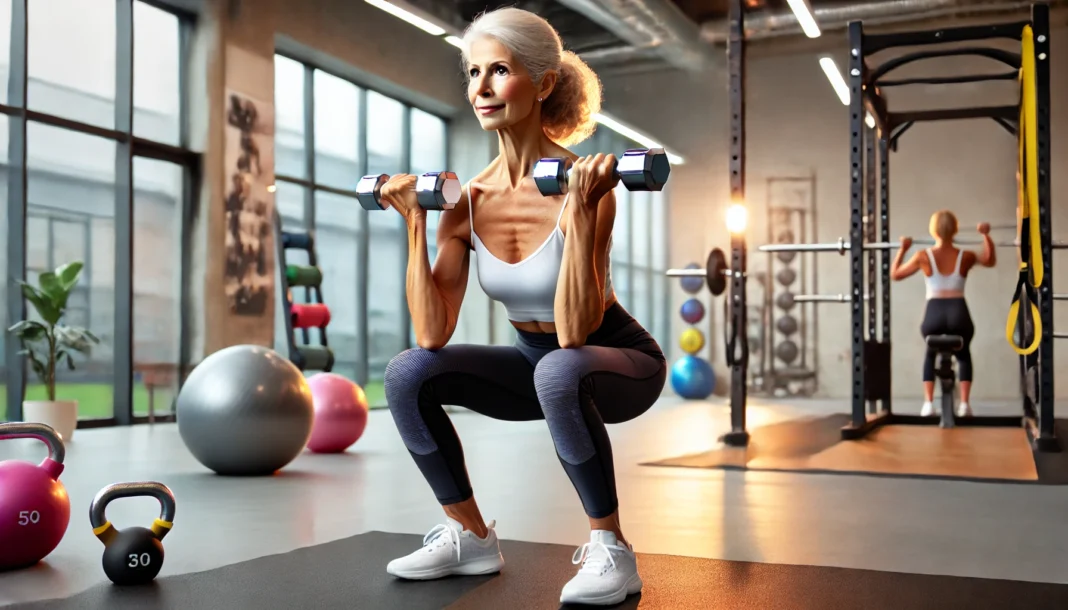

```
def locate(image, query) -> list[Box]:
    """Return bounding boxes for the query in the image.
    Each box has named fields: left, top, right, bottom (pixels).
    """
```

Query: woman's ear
left=537, top=70, right=558, bottom=102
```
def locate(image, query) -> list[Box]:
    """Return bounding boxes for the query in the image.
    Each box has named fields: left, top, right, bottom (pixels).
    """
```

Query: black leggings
left=921, top=297, right=975, bottom=382
left=384, top=302, right=666, bottom=519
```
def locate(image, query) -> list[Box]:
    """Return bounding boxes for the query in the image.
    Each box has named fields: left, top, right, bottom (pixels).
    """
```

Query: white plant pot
left=22, top=400, right=78, bottom=444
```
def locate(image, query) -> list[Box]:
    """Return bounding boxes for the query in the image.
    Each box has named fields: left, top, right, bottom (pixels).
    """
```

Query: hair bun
left=541, top=50, right=603, bottom=147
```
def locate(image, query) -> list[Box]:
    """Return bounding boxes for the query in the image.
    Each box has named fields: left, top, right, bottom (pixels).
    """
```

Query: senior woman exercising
left=378, top=7, right=665, bottom=606
left=891, top=211, right=996, bottom=418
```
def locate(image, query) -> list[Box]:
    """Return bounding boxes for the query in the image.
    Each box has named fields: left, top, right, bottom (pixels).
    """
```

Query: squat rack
left=842, top=3, right=1056, bottom=451
left=712, top=2, right=1057, bottom=451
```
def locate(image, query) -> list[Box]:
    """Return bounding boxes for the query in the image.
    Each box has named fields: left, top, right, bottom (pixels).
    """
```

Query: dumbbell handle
left=356, top=171, right=460, bottom=212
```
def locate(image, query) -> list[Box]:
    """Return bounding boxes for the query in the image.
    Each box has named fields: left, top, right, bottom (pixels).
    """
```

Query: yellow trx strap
left=1006, top=25, right=1043, bottom=356
left=1021, top=25, right=1042, bottom=286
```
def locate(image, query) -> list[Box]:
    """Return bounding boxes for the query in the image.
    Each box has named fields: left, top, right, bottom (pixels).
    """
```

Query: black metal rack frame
left=841, top=3, right=1057, bottom=451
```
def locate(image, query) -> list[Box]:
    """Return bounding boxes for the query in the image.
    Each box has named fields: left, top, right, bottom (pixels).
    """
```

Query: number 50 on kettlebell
left=89, top=482, right=176, bottom=586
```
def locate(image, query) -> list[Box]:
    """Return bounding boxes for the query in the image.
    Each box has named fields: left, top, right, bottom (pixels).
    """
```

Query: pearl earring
left=538, top=97, right=543, bottom=102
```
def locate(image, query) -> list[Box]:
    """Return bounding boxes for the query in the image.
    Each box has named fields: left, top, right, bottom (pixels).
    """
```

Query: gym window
left=272, top=52, right=450, bottom=409
left=0, top=0, right=198, bottom=426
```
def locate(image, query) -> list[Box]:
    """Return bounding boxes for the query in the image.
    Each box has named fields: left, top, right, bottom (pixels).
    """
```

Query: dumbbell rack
left=275, top=220, right=335, bottom=373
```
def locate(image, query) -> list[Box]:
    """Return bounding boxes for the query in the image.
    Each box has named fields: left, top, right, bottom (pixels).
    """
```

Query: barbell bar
left=665, top=247, right=729, bottom=296
left=759, top=237, right=1027, bottom=255
left=793, top=294, right=869, bottom=303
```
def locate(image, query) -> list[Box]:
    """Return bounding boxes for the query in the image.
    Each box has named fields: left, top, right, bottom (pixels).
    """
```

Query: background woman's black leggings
left=921, top=297, right=975, bottom=382
left=384, top=302, right=666, bottom=519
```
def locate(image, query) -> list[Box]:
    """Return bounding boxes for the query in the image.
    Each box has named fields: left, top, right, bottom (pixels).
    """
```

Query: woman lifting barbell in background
left=890, top=210, right=997, bottom=418
left=375, top=7, right=665, bottom=606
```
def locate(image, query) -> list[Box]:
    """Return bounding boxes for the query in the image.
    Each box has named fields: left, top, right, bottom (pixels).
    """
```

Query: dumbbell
left=532, top=148, right=671, bottom=197
left=356, top=171, right=461, bottom=212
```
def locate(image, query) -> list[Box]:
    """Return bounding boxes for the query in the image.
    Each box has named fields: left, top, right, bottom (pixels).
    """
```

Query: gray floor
left=2, top=396, right=1067, bottom=607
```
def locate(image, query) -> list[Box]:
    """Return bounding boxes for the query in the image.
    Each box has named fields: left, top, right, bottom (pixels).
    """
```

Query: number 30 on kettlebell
left=89, top=482, right=176, bottom=586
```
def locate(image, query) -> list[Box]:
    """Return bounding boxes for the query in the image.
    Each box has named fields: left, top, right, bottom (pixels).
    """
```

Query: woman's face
left=466, top=37, right=541, bottom=132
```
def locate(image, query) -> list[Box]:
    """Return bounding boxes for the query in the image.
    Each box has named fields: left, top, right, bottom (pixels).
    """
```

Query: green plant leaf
left=19, top=282, right=60, bottom=325
left=56, top=348, right=77, bottom=371
left=56, top=262, right=84, bottom=291
left=56, top=326, right=95, bottom=354
left=38, top=271, right=65, bottom=303
left=23, top=349, right=48, bottom=386
left=7, top=319, right=47, bottom=339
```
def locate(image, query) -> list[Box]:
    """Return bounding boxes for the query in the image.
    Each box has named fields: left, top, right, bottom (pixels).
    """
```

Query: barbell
left=758, top=237, right=1023, bottom=255
left=665, top=247, right=729, bottom=296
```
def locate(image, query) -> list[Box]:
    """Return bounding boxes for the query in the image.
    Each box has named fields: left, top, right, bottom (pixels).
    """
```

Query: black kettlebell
left=89, top=482, right=176, bottom=586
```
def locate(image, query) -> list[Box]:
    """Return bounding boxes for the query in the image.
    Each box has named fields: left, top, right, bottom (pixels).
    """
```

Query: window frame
left=272, top=51, right=451, bottom=389
left=2, top=0, right=199, bottom=426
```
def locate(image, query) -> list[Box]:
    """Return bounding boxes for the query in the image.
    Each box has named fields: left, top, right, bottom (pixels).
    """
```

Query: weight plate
left=706, top=248, right=727, bottom=296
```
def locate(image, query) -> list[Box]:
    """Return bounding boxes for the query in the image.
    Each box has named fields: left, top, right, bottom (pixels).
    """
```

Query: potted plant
left=7, top=262, right=98, bottom=443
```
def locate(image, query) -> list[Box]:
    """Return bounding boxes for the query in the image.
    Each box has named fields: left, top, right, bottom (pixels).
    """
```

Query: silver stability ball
left=177, top=344, right=314, bottom=476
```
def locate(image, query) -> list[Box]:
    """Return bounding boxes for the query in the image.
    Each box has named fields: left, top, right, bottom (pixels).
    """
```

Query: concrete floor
left=1, top=396, right=1067, bottom=607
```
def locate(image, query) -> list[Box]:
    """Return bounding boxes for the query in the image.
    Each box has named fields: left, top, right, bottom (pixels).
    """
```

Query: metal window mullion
left=176, top=13, right=194, bottom=392
left=400, top=105, right=412, bottom=349
left=300, top=65, right=315, bottom=347
left=112, top=0, right=134, bottom=426
left=4, top=0, right=27, bottom=422
left=355, top=87, right=369, bottom=387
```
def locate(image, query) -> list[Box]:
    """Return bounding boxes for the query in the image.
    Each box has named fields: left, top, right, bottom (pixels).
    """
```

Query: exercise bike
left=925, top=334, right=964, bottom=428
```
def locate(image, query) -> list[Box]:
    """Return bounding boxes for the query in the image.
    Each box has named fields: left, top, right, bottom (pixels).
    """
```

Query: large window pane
left=410, top=108, right=446, bottom=174
left=366, top=91, right=405, bottom=176
left=132, top=157, right=182, bottom=419
left=26, top=123, right=116, bottom=420
left=313, top=191, right=363, bottom=382
left=274, top=55, right=305, bottom=179
left=0, top=121, right=7, bottom=420
left=368, top=212, right=405, bottom=398
left=631, top=192, right=650, bottom=267
left=612, top=187, right=631, bottom=301
left=275, top=180, right=305, bottom=230
left=134, top=1, right=180, bottom=145
left=0, top=0, right=11, bottom=107
left=651, top=191, right=668, bottom=346
left=29, top=0, right=116, bottom=128
left=273, top=184, right=308, bottom=356
left=314, top=71, right=361, bottom=191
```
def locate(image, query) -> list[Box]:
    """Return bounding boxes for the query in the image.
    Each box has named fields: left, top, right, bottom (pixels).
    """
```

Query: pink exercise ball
left=306, top=373, right=369, bottom=453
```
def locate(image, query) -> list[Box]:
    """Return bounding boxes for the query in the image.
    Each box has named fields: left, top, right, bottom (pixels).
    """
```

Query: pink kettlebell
left=0, top=422, right=71, bottom=570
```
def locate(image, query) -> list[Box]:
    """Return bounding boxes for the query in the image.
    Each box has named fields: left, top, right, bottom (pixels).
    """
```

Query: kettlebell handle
left=90, top=482, right=177, bottom=545
left=0, top=422, right=66, bottom=465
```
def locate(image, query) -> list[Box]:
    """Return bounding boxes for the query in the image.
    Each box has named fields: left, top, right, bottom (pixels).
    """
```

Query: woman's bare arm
left=405, top=190, right=472, bottom=350
left=891, top=249, right=923, bottom=281
left=555, top=189, right=616, bottom=348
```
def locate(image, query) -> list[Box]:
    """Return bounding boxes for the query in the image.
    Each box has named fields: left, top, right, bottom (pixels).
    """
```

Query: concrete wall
left=599, top=12, right=1068, bottom=400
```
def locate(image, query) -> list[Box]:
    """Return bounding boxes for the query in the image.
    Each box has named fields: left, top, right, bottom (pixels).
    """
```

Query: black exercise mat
left=9, top=531, right=1068, bottom=610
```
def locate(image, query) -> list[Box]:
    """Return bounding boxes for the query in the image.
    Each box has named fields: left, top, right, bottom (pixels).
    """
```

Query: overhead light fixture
left=593, top=112, right=685, bottom=165
left=786, top=0, right=821, bottom=38
left=819, top=57, right=850, bottom=105
left=364, top=0, right=446, bottom=37
left=444, top=35, right=464, bottom=49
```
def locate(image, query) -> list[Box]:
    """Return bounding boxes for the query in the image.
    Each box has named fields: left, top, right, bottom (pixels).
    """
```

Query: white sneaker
left=386, top=518, right=504, bottom=580
left=921, top=401, right=935, bottom=417
left=559, top=531, right=643, bottom=606
left=957, top=402, right=972, bottom=417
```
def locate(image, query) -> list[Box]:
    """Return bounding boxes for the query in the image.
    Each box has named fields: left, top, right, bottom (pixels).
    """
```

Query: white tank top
left=469, top=185, right=613, bottom=323
left=924, top=248, right=966, bottom=298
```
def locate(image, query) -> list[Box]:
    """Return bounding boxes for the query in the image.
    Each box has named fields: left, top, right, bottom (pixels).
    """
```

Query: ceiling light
left=786, top=0, right=821, bottom=38
left=593, top=112, right=685, bottom=165
left=819, top=57, right=850, bottom=105
left=364, top=0, right=446, bottom=37
left=444, top=35, right=464, bottom=49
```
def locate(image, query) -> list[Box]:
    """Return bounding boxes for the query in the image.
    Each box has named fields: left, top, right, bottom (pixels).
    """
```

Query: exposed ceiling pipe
left=579, top=44, right=663, bottom=65
left=700, top=0, right=1058, bottom=44
left=555, top=0, right=718, bottom=72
